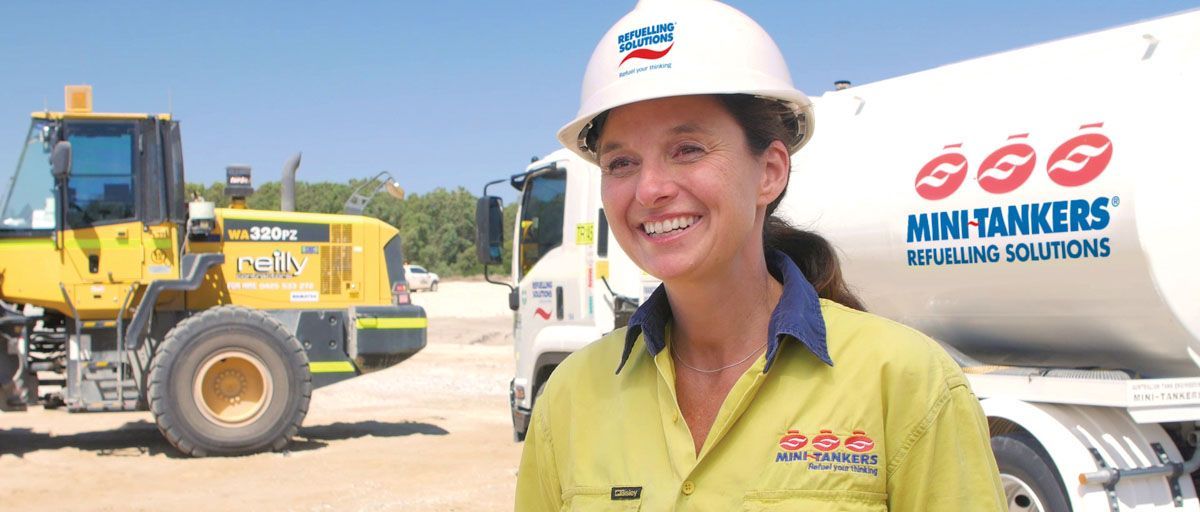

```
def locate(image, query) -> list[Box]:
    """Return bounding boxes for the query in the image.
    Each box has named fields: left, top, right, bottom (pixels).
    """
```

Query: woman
left=516, top=1, right=1006, bottom=510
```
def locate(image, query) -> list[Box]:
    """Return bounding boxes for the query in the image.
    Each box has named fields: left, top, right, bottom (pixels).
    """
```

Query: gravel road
left=0, top=281, right=523, bottom=512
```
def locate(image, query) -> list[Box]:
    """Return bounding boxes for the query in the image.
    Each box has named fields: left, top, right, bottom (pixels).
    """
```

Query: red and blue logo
left=617, top=22, right=675, bottom=66
left=905, top=123, right=1118, bottom=269
left=775, top=428, right=879, bottom=477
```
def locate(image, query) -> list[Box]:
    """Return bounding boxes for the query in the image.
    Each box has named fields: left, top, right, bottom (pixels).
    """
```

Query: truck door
left=514, top=166, right=568, bottom=362
left=60, top=120, right=144, bottom=308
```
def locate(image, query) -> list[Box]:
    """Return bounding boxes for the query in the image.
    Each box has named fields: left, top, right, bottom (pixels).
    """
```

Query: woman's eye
left=674, top=144, right=706, bottom=161
left=602, top=157, right=637, bottom=176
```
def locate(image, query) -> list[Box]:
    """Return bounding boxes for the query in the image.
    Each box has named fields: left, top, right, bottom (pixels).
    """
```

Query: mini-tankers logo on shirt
left=775, top=429, right=880, bottom=477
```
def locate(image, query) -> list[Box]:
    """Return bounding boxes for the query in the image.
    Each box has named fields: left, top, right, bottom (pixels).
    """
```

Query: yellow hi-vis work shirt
left=516, top=250, right=1005, bottom=511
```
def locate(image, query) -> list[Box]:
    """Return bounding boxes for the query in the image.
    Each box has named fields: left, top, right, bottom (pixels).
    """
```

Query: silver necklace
left=672, top=341, right=767, bottom=374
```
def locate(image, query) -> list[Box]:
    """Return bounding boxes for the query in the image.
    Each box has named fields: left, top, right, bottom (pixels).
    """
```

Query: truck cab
left=477, top=149, right=645, bottom=440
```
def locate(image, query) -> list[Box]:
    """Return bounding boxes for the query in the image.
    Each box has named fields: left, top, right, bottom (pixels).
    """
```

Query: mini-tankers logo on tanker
left=913, top=147, right=968, bottom=200
left=775, top=429, right=879, bottom=477
left=914, top=124, right=1113, bottom=200
left=1047, top=127, right=1113, bottom=187
left=907, top=123, right=1118, bottom=268
left=976, top=135, right=1037, bottom=195
left=236, top=250, right=309, bottom=279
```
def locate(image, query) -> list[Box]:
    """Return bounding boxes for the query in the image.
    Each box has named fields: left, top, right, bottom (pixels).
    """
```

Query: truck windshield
left=0, top=120, right=57, bottom=231
left=518, top=168, right=566, bottom=279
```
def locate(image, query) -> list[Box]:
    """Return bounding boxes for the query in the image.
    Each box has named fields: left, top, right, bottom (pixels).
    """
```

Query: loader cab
left=0, top=88, right=191, bottom=312
left=2, top=111, right=187, bottom=237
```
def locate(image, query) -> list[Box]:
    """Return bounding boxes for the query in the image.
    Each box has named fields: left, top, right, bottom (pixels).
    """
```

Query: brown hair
left=716, top=94, right=864, bottom=310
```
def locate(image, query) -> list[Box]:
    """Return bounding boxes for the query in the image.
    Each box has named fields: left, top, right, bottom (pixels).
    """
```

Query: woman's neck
left=665, top=247, right=783, bottom=367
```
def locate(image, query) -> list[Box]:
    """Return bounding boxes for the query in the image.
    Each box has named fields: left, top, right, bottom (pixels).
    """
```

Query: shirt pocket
left=561, top=487, right=642, bottom=512
left=742, top=489, right=887, bottom=512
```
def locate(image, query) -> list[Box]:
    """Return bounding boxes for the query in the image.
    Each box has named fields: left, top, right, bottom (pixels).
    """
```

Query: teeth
left=643, top=216, right=697, bottom=236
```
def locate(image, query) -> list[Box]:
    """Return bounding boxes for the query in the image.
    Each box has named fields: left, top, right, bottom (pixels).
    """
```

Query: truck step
left=95, top=379, right=139, bottom=391
left=83, top=399, right=140, bottom=412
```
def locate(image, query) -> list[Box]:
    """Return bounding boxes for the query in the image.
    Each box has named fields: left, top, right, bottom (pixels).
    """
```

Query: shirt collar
left=617, top=249, right=831, bottom=374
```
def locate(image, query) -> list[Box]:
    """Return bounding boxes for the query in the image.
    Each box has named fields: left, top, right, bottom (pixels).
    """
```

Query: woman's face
left=597, top=95, right=789, bottom=283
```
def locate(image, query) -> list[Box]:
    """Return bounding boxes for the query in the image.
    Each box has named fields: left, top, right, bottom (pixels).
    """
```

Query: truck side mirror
left=51, top=141, right=72, bottom=179
left=475, top=196, right=504, bottom=265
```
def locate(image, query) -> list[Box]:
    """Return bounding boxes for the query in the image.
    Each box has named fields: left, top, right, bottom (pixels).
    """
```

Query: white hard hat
left=558, top=0, right=814, bottom=164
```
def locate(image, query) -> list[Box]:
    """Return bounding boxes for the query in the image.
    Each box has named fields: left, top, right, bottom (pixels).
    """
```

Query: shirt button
left=681, top=481, right=695, bottom=495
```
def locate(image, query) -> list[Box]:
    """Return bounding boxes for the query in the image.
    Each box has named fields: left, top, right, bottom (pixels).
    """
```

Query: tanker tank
left=780, top=10, right=1200, bottom=377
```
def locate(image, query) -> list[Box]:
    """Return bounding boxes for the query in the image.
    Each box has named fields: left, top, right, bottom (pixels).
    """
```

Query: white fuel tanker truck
left=476, top=9, right=1200, bottom=511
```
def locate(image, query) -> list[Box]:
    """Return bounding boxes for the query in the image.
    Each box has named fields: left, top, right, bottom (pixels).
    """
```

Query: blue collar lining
left=616, top=249, right=832, bottom=374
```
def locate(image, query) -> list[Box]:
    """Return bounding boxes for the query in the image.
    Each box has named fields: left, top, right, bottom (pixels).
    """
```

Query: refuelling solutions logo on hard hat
left=616, top=22, right=675, bottom=77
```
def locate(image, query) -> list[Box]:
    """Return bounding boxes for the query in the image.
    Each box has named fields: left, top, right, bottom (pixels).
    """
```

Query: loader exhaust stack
left=281, top=152, right=302, bottom=212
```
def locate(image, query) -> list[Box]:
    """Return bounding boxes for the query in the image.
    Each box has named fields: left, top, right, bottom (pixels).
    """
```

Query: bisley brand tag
left=611, top=486, right=642, bottom=500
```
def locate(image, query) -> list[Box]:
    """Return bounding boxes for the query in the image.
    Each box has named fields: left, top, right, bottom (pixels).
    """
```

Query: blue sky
left=1, top=1, right=1196, bottom=202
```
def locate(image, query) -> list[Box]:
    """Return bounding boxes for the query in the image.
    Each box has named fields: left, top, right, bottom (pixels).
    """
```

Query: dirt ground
left=0, top=282, right=524, bottom=512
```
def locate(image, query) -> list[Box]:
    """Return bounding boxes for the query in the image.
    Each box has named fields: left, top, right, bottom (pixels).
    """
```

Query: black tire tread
left=992, top=433, right=1073, bottom=512
left=148, top=305, right=311, bottom=457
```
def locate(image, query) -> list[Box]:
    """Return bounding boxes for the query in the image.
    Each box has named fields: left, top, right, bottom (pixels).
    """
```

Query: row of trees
left=186, top=180, right=517, bottom=278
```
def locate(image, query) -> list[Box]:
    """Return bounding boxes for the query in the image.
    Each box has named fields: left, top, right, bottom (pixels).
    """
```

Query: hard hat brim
left=557, top=87, right=814, bottom=165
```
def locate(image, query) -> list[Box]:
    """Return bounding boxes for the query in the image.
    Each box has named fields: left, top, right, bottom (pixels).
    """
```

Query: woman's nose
left=634, top=160, right=678, bottom=208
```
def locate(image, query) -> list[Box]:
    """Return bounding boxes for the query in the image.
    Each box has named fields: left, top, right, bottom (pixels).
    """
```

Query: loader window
left=64, top=122, right=136, bottom=227
left=0, top=120, right=57, bottom=231
left=518, top=168, right=566, bottom=279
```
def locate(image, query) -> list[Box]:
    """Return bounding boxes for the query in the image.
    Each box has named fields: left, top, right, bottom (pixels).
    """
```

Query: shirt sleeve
left=515, top=401, right=562, bottom=512
left=887, top=381, right=1007, bottom=511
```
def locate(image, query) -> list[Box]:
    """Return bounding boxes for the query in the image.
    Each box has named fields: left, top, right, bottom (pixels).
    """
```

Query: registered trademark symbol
left=1112, top=196, right=1121, bottom=207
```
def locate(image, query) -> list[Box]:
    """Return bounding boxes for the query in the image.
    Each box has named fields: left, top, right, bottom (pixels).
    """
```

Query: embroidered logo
left=845, top=430, right=875, bottom=453
left=774, top=428, right=880, bottom=477
left=811, top=429, right=841, bottom=452
left=778, top=430, right=808, bottom=451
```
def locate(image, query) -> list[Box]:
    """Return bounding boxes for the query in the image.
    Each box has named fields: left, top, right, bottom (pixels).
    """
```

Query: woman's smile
left=640, top=215, right=701, bottom=240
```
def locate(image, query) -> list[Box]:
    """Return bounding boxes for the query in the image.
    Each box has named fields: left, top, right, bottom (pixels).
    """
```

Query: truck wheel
left=992, top=434, right=1072, bottom=512
left=149, top=306, right=311, bottom=456
left=430, top=281, right=438, bottom=292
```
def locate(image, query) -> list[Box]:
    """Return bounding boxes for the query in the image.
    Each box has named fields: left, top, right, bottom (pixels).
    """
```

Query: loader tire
left=149, top=306, right=311, bottom=457
left=992, top=433, right=1072, bottom=512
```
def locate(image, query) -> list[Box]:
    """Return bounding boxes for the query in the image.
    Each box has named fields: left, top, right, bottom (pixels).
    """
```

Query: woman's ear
left=758, top=140, right=791, bottom=207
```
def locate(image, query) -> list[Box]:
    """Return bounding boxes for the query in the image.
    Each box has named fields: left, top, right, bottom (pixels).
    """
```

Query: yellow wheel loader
left=0, top=86, right=426, bottom=456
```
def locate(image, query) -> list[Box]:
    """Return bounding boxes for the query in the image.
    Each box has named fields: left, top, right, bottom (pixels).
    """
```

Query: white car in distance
left=404, top=264, right=439, bottom=292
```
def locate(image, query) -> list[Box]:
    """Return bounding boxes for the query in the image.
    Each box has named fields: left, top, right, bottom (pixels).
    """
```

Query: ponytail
left=763, top=216, right=865, bottom=311
left=718, top=95, right=865, bottom=311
